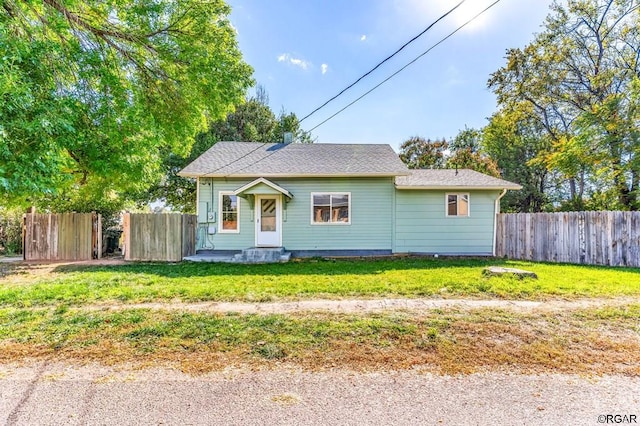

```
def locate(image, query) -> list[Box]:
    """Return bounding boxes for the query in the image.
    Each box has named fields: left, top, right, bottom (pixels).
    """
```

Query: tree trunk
left=568, top=178, right=577, bottom=200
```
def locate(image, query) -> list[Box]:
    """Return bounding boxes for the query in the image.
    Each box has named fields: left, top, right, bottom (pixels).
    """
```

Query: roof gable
left=233, top=178, right=293, bottom=199
left=178, top=141, right=409, bottom=178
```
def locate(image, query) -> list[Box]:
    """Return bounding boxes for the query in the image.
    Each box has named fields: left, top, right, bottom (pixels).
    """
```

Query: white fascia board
left=184, top=172, right=410, bottom=179
left=395, top=185, right=522, bottom=190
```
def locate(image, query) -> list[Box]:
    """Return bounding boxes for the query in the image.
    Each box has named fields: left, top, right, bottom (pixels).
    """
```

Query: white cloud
left=360, top=34, right=367, bottom=41
left=277, top=53, right=310, bottom=70
left=321, top=63, right=328, bottom=74
left=444, top=65, right=464, bottom=87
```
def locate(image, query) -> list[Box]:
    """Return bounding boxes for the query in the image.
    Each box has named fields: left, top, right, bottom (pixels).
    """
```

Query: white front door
left=255, top=195, right=281, bottom=247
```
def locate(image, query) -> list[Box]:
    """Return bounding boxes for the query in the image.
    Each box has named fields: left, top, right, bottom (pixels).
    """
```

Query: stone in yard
left=483, top=266, right=538, bottom=279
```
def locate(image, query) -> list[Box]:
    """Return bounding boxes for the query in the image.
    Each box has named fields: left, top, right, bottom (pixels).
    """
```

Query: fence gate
left=23, top=212, right=102, bottom=261
left=123, top=213, right=197, bottom=262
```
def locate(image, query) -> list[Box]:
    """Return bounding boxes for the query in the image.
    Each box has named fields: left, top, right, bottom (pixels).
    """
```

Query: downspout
left=391, top=177, right=397, bottom=254
left=493, top=189, right=507, bottom=256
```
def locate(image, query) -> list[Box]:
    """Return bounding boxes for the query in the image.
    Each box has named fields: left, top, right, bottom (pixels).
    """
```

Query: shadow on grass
left=50, top=256, right=512, bottom=278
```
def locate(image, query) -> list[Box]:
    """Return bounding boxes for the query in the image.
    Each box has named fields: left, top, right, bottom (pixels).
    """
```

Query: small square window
left=446, top=193, right=469, bottom=217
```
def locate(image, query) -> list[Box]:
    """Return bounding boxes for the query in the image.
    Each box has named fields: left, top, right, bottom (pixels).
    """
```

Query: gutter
left=178, top=172, right=410, bottom=179
left=492, top=189, right=508, bottom=257
left=395, top=185, right=522, bottom=190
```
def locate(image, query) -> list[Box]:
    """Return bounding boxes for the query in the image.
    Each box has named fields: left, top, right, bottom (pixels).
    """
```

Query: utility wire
left=202, top=142, right=269, bottom=177
left=299, top=0, right=467, bottom=123
left=307, top=0, right=503, bottom=133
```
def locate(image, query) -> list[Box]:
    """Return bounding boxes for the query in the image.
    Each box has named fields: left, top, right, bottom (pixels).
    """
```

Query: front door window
left=260, top=198, right=277, bottom=232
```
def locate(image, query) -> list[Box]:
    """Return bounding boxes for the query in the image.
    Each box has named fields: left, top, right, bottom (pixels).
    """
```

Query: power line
left=202, top=142, right=268, bottom=177
left=307, top=0, right=504, bottom=133
left=299, top=0, right=467, bottom=123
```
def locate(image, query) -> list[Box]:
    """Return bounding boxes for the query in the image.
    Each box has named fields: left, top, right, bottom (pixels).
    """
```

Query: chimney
left=283, top=132, right=293, bottom=144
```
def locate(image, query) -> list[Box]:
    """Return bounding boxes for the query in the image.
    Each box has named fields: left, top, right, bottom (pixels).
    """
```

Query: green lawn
left=1, top=257, right=639, bottom=307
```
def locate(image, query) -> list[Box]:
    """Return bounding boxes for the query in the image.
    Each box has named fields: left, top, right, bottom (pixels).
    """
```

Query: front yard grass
left=1, top=257, right=639, bottom=307
left=2, top=258, right=639, bottom=375
left=1, top=304, right=639, bottom=375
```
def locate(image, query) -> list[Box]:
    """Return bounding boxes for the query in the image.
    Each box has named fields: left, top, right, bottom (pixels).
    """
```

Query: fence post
left=126, top=213, right=132, bottom=261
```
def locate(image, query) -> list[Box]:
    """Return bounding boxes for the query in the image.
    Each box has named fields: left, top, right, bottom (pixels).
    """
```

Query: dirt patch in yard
left=79, top=297, right=640, bottom=315
left=1, top=307, right=639, bottom=377
left=0, top=257, right=127, bottom=279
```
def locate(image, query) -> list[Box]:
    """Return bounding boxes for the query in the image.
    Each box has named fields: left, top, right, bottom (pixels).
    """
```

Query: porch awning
left=233, top=177, right=293, bottom=200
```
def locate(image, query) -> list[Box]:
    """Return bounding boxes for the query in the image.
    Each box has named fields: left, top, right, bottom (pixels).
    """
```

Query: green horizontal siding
left=195, top=177, right=500, bottom=254
left=395, top=190, right=500, bottom=255
left=196, top=177, right=395, bottom=251
left=196, top=178, right=255, bottom=250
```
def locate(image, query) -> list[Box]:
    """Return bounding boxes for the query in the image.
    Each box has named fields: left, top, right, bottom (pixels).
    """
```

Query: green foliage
left=488, top=0, right=640, bottom=210
left=399, top=136, right=448, bottom=169
left=147, top=87, right=313, bottom=212
left=482, top=110, right=554, bottom=212
left=399, top=130, right=501, bottom=178
left=0, top=0, right=253, bottom=207
left=446, top=128, right=501, bottom=177
left=0, top=206, right=22, bottom=255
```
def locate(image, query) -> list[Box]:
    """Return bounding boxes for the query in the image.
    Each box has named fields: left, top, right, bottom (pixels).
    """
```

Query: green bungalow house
left=178, top=141, right=521, bottom=262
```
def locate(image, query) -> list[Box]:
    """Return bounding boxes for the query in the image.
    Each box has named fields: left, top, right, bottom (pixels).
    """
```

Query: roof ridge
left=178, top=141, right=410, bottom=178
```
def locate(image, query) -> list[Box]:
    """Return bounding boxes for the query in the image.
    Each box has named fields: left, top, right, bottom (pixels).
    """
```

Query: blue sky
left=227, top=0, right=554, bottom=151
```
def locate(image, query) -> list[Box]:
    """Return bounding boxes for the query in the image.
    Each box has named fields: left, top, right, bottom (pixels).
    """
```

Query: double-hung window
left=219, top=192, right=239, bottom=232
left=311, top=193, right=350, bottom=224
left=446, top=193, right=469, bottom=217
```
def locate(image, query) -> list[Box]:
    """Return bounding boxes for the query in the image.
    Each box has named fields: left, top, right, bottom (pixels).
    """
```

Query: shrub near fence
left=496, top=211, right=640, bottom=267
left=0, top=209, right=23, bottom=255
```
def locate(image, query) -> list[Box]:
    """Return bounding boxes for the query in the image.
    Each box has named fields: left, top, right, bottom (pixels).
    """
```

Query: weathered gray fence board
left=124, top=213, right=197, bottom=262
left=496, top=212, right=640, bottom=267
left=24, top=213, right=101, bottom=261
left=182, top=214, right=197, bottom=258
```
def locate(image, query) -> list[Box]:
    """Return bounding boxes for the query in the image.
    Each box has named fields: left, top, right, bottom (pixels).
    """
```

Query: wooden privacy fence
left=23, top=212, right=102, bottom=261
left=123, top=213, right=197, bottom=262
left=496, top=211, right=640, bottom=267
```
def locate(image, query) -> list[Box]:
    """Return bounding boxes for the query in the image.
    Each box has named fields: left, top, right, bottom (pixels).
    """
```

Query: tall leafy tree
left=446, top=127, right=501, bottom=177
left=398, top=136, right=448, bottom=169
left=483, top=109, right=554, bottom=212
left=488, top=0, right=640, bottom=210
left=148, top=88, right=313, bottom=212
left=0, top=0, right=253, bottom=208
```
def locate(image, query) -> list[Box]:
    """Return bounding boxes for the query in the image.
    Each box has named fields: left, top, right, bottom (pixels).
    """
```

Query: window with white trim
left=219, top=192, right=239, bottom=232
left=446, top=193, right=469, bottom=217
left=311, top=193, right=351, bottom=224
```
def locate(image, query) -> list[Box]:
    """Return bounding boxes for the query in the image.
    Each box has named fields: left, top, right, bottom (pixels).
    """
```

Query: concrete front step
left=185, top=248, right=291, bottom=263
left=233, top=247, right=291, bottom=264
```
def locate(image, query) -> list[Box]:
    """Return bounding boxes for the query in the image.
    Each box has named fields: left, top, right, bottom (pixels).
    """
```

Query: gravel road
left=1, top=362, right=638, bottom=426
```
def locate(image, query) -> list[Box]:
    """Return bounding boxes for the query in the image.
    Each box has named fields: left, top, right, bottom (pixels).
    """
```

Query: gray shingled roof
left=178, top=141, right=410, bottom=177
left=395, top=169, right=522, bottom=190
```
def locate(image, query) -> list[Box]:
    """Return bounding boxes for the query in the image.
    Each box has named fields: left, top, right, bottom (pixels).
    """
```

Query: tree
left=446, top=127, right=501, bottom=177
left=398, top=137, right=448, bottom=169
left=0, top=0, right=253, bottom=208
left=488, top=0, right=640, bottom=210
left=483, top=110, right=554, bottom=212
left=147, top=89, right=313, bottom=211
